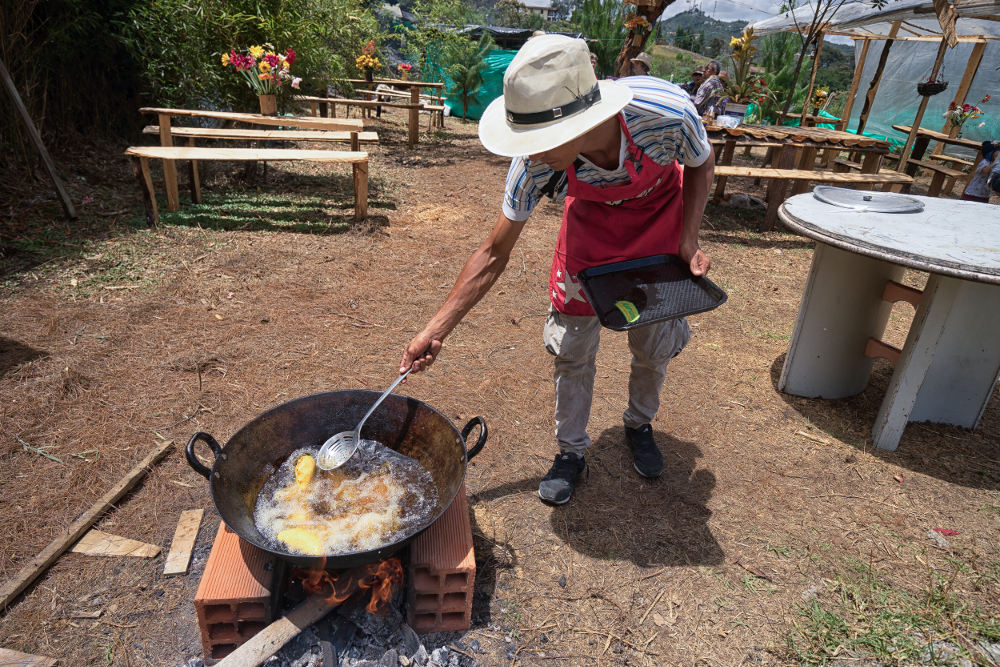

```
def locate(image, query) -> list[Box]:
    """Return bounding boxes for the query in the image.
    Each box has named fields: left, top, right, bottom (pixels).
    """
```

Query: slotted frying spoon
left=316, top=369, right=411, bottom=470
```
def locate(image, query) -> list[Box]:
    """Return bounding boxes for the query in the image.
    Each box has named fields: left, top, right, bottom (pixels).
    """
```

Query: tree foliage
left=572, top=0, right=625, bottom=78
left=444, top=32, right=495, bottom=119
left=401, top=0, right=484, bottom=82
left=491, top=0, right=545, bottom=29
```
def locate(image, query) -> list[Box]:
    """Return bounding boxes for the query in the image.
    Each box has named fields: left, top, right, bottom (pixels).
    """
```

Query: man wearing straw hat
left=400, top=35, right=714, bottom=505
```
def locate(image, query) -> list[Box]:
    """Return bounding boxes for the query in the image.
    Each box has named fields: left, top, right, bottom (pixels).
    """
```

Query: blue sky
left=659, top=0, right=783, bottom=24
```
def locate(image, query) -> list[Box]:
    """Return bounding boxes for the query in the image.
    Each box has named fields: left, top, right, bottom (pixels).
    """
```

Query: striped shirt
left=502, top=76, right=712, bottom=222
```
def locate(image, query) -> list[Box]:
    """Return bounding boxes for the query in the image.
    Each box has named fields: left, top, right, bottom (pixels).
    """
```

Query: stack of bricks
left=193, top=523, right=275, bottom=663
left=407, top=482, right=477, bottom=633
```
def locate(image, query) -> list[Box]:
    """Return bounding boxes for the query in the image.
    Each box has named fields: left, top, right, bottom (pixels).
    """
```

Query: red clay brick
left=407, top=483, right=476, bottom=633
left=194, top=523, right=275, bottom=663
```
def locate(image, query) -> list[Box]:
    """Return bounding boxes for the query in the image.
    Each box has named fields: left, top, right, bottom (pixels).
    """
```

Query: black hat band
left=506, top=84, right=601, bottom=125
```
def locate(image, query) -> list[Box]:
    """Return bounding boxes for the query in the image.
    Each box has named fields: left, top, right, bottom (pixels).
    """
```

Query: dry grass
left=1, top=108, right=998, bottom=665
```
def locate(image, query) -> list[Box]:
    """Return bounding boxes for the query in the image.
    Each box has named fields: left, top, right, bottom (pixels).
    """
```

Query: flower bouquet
left=725, top=28, right=758, bottom=105
left=943, top=95, right=990, bottom=135
left=397, top=63, right=413, bottom=80
left=356, top=40, right=382, bottom=81
left=222, top=45, right=299, bottom=114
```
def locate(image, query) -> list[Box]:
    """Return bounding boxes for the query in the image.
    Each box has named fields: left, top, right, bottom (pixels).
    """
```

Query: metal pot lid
left=812, top=186, right=925, bottom=213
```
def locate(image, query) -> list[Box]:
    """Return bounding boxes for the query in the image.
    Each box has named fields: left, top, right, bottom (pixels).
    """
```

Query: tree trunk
left=614, top=0, right=677, bottom=77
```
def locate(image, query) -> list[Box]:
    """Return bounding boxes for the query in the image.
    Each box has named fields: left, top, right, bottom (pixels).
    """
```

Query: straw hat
left=630, top=52, right=652, bottom=70
left=478, top=35, right=633, bottom=157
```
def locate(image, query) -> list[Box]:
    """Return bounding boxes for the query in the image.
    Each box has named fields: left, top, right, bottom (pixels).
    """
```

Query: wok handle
left=461, top=417, right=487, bottom=460
left=185, top=432, right=223, bottom=479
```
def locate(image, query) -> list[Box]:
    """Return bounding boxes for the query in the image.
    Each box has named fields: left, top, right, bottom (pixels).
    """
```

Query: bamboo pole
left=802, top=31, right=826, bottom=126
left=856, top=21, right=902, bottom=136
left=0, top=57, right=76, bottom=220
left=838, top=38, right=871, bottom=131
left=896, top=36, right=950, bottom=173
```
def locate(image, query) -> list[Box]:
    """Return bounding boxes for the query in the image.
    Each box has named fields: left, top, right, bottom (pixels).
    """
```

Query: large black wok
left=185, top=390, right=486, bottom=569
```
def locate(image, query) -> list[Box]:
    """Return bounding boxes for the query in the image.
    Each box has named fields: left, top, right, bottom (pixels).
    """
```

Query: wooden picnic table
left=891, top=124, right=984, bottom=189
left=707, top=124, right=894, bottom=228
left=335, top=78, right=446, bottom=146
left=139, top=107, right=364, bottom=212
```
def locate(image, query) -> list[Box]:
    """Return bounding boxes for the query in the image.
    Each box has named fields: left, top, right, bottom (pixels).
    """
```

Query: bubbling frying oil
left=253, top=440, right=439, bottom=556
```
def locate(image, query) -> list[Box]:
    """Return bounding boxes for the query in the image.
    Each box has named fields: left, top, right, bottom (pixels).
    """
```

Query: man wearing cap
left=694, top=60, right=725, bottom=115
left=682, top=68, right=704, bottom=96
left=399, top=35, right=714, bottom=505
left=629, top=52, right=652, bottom=76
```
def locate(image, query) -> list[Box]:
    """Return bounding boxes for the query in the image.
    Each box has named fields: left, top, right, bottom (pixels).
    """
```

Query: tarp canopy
left=749, top=0, right=1000, bottom=39
left=748, top=0, right=1000, bottom=151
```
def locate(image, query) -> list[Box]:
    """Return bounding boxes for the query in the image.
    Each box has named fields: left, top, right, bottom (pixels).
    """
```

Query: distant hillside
left=659, top=9, right=747, bottom=50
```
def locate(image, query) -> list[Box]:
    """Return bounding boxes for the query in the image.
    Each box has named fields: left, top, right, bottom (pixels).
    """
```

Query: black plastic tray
left=578, top=254, right=728, bottom=331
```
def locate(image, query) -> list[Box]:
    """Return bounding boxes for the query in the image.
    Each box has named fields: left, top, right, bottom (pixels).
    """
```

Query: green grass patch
left=786, top=557, right=1000, bottom=665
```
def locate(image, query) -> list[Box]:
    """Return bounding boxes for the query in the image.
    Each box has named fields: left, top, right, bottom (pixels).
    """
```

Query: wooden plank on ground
left=71, top=530, right=161, bottom=558
left=0, top=647, right=58, bottom=666
left=0, top=440, right=174, bottom=611
left=163, top=509, right=203, bottom=576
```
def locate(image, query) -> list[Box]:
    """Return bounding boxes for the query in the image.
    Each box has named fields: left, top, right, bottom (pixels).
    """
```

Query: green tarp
left=443, top=49, right=516, bottom=121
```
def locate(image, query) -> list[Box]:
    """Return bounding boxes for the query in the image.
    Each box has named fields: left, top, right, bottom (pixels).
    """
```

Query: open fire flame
left=292, top=558, right=404, bottom=615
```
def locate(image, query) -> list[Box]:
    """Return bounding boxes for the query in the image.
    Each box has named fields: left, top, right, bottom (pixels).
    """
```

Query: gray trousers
left=543, top=309, right=690, bottom=457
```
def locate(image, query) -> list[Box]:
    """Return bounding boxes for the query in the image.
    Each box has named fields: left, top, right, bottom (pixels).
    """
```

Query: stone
left=413, top=645, right=428, bottom=665
left=379, top=648, right=399, bottom=667
left=400, top=622, right=422, bottom=656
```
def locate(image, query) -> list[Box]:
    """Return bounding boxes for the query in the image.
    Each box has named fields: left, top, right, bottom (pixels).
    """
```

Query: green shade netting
left=443, top=49, right=516, bottom=121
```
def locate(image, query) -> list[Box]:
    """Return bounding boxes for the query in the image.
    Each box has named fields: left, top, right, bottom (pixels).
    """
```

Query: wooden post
left=896, top=37, right=950, bottom=173
left=0, top=57, right=76, bottom=220
left=935, top=39, right=986, bottom=147
left=131, top=156, right=159, bottom=227
left=802, top=31, right=825, bottom=126
left=839, top=38, right=871, bottom=132
left=354, top=158, right=368, bottom=221
left=856, top=21, right=901, bottom=136
left=187, top=137, right=201, bottom=204
left=408, top=86, right=420, bottom=148
left=157, top=113, right=180, bottom=211
left=712, top=140, right=736, bottom=201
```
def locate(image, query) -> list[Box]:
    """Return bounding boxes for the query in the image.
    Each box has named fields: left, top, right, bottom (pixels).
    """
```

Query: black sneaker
left=538, top=453, right=586, bottom=505
left=625, top=424, right=663, bottom=478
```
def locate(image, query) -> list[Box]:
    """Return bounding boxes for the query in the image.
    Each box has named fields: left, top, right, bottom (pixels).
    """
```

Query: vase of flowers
left=943, top=95, right=990, bottom=136
left=222, top=45, right=299, bottom=115
left=356, top=40, right=381, bottom=83
left=397, top=63, right=412, bottom=81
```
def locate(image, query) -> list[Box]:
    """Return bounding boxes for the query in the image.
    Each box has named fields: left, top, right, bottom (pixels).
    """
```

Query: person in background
left=682, top=68, right=704, bottom=96
left=693, top=60, right=724, bottom=116
left=589, top=51, right=599, bottom=76
left=961, top=140, right=1000, bottom=203
left=629, top=52, right=652, bottom=76
left=399, top=35, right=714, bottom=506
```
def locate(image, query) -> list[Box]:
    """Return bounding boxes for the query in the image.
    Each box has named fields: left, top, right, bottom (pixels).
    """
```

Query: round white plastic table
left=777, top=192, right=1000, bottom=451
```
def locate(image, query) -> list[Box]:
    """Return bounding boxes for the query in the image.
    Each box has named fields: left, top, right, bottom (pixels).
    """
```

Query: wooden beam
left=408, top=86, right=420, bottom=148
left=0, top=647, right=57, bottom=666
left=0, top=440, right=174, bottom=611
left=71, top=530, right=162, bottom=558
left=856, top=22, right=902, bottom=136
left=896, top=37, right=950, bottom=173
left=214, top=595, right=335, bottom=667
left=839, top=38, right=871, bottom=131
left=935, top=39, right=986, bottom=147
left=0, top=57, right=76, bottom=220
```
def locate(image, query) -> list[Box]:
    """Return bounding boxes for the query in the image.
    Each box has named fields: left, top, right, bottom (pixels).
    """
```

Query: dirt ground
left=1, top=108, right=998, bottom=666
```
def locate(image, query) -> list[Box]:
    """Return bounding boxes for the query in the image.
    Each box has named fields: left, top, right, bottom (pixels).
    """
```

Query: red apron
left=549, top=114, right=684, bottom=316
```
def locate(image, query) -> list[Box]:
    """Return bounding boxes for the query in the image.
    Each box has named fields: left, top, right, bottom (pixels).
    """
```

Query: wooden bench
left=905, top=159, right=966, bottom=197
left=142, top=126, right=379, bottom=145
left=358, top=90, right=446, bottom=128
left=712, top=165, right=914, bottom=230
left=124, top=146, right=369, bottom=226
left=928, top=153, right=974, bottom=169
